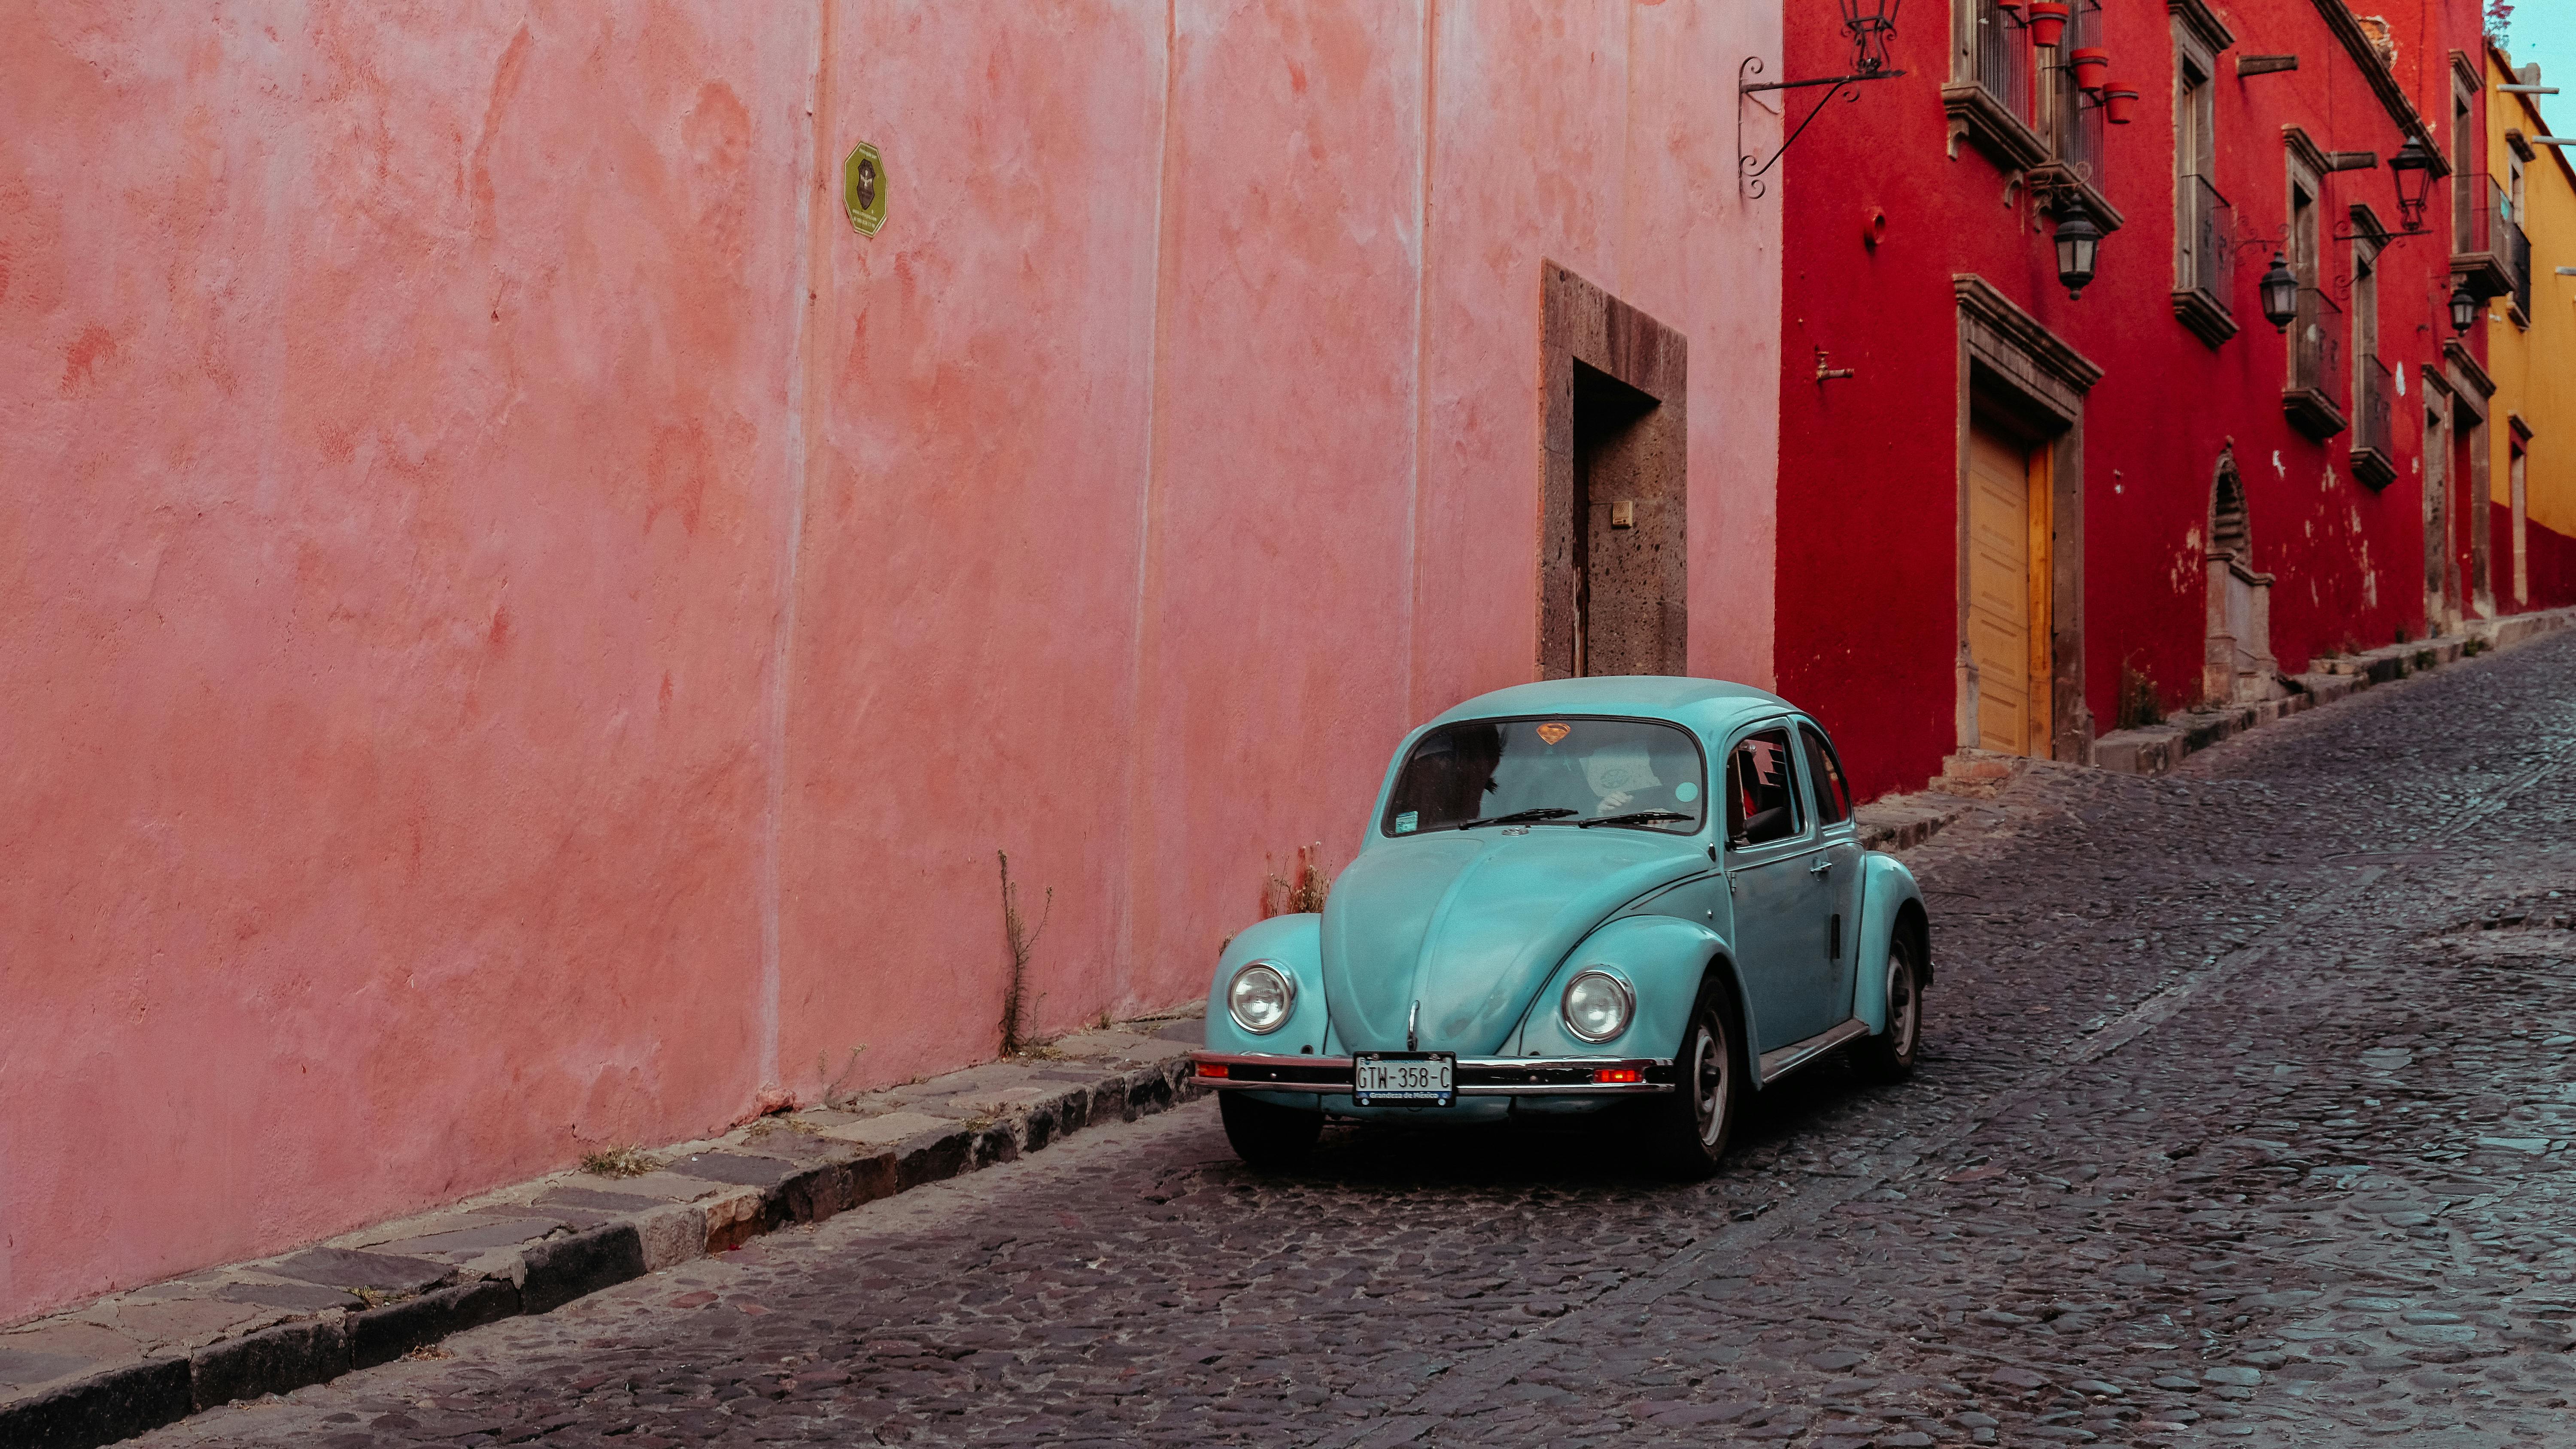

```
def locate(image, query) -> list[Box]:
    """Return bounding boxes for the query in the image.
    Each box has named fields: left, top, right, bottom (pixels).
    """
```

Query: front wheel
left=1219, top=1091, right=1323, bottom=1169
left=1646, top=976, right=1749, bottom=1179
left=1851, top=929, right=1924, bottom=1082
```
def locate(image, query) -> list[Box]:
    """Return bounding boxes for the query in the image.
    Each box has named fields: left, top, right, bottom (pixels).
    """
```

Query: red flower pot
left=2027, top=2, right=2069, bottom=49
left=2103, top=84, right=2140, bottom=124
left=1994, top=0, right=2024, bottom=14
left=2070, top=46, right=2111, bottom=92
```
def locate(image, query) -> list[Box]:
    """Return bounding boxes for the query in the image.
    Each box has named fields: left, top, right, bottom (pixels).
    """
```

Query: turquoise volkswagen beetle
left=1189, top=676, right=1930, bottom=1177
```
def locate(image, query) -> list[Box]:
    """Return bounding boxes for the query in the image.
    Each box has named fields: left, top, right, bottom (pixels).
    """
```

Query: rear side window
left=1799, top=724, right=1852, bottom=825
left=1726, top=728, right=1803, bottom=846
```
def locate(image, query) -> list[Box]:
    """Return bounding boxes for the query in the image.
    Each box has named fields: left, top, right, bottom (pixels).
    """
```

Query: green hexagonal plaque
left=843, top=141, right=887, bottom=237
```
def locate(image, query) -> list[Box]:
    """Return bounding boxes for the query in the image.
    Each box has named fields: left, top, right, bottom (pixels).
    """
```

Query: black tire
left=1219, top=1091, right=1323, bottom=1169
left=1647, top=974, right=1750, bottom=1180
left=1852, top=926, right=1924, bottom=1082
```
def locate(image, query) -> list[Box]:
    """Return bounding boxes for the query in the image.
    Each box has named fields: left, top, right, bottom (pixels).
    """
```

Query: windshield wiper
left=1577, top=810, right=1695, bottom=830
left=1459, top=808, right=1579, bottom=830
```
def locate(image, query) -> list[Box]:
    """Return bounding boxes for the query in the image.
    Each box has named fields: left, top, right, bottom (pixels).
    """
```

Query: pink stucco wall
left=1, top=0, right=1778, bottom=1323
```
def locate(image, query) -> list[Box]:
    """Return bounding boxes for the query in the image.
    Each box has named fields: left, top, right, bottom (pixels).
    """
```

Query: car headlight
left=1227, top=961, right=1297, bottom=1034
left=1561, top=969, right=1634, bottom=1043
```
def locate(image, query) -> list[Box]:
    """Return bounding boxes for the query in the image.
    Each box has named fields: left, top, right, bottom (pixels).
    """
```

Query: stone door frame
left=1538, top=261, right=1688, bottom=680
left=1953, top=275, right=2101, bottom=763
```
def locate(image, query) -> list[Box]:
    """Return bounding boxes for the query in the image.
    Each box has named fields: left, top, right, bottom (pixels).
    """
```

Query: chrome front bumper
left=1189, top=1051, right=1675, bottom=1097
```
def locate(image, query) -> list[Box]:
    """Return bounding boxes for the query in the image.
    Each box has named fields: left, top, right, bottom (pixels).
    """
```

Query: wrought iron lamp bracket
left=2244, top=220, right=2289, bottom=259
left=2235, top=221, right=2354, bottom=297
left=2026, top=167, right=2099, bottom=217
left=2330, top=220, right=2428, bottom=245
left=1737, top=56, right=1906, bottom=198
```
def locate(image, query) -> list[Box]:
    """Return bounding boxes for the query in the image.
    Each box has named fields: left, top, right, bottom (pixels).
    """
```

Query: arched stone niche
left=2204, top=449, right=2283, bottom=703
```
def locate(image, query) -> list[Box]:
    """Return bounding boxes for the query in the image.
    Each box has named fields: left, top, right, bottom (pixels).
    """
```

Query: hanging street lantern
left=2257, top=253, right=2300, bottom=331
left=2387, top=136, right=2436, bottom=233
left=2450, top=281, right=2479, bottom=332
left=2054, top=212, right=2102, bottom=298
left=2026, top=0, right=2070, bottom=48
left=1840, top=0, right=1903, bottom=74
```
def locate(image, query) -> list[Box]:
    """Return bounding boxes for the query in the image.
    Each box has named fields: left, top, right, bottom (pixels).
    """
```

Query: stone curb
left=2092, top=603, right=2576, bottom=780
left=0, top=1031, right=1206, bottom=1449
left=1847, top=604, right=2576, bottom=855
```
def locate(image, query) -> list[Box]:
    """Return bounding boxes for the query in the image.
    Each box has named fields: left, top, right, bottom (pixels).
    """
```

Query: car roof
left=1424, top=675, right=1801, bottom=740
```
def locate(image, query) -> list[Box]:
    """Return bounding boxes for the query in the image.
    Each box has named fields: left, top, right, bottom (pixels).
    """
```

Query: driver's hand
left=1598, top=789, right=1634, bottom=812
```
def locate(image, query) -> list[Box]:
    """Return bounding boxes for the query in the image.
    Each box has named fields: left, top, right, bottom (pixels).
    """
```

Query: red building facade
left=1775, top=0, right=2494, bottom=800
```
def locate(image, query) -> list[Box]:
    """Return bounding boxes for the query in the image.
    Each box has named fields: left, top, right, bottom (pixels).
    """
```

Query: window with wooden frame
left=2451, top=68, right=2476, bottom=253
left=2350, top=232, right=2396, bottom=487
left=2507, top=153, right=2532, bottom=324
left=1947, top=0, right=2045, bottom=168
left=2038, top=0, right=2107, bottom=201
left=2282, top=139, right=2347, bottom=440
left=2170, top=5, right=2233, bottom=344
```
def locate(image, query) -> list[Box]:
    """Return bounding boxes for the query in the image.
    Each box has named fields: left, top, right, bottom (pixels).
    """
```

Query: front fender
left=1509, top=913, right=1729, bottom=1061
left=1202, top=914, right=1331, bottom=1058
left=1850, top=851, right=1930, bottom=1033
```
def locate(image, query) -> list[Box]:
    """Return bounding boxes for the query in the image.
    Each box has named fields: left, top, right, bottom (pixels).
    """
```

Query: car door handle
left=1807, top=858, right=1833, bottom=876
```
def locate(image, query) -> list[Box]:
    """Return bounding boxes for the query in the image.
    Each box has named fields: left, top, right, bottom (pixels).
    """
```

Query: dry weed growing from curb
left=1262, top=842, right=1334, bottom=918
left=998, top=850, right=1053, bottom=1058
left=579, top=1145, right=660, bottom=1178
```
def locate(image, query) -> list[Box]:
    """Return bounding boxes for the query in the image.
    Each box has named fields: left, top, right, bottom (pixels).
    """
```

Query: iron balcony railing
left=1971, top=0, right=2034, bottom=123
left=2047, top=0, right=2103, bottom=189
left=2180, top=174, right=2233, bottom=313
left=2456, top=174, right=2527, bottom=295
left=2293, top=285, right=2345, bottom=413
left=2507, top=204, right=2532, bottom=318
left=2356, top=355, right=2394, bottom=461
left=2488, top=175, right=2528, bottom=298
left=2056, top=74, right=2105, bottom=188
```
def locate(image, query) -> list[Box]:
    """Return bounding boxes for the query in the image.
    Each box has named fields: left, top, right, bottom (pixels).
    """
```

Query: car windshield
left=1382, top=717, right=1707, bottom=835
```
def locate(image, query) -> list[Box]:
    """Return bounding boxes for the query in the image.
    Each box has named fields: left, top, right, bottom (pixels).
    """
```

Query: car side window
left=1798, top=724, right=1852, bottom=826
left=1725, top=728, right=1804, bottom=847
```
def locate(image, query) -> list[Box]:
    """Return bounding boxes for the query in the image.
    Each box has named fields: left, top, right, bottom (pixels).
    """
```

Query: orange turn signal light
left=1593, top=1067, right=1643, bottom=1084
left=1196, top=1062, right=1228, bottom=1079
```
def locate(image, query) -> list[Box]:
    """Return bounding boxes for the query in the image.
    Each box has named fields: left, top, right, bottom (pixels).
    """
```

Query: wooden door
left=1966, top=420, right=2049, bottom=755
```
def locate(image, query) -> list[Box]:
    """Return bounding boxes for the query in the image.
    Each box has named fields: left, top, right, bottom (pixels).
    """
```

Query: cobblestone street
left=139, top=633, right=2576, bottom=1449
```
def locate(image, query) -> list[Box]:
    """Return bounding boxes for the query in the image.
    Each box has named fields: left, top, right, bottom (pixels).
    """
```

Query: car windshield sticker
left=1740, top=735, right=1787, bottom=786
left=1394, top=810, right=1419, bottom=834
left=1580, top=744, right=1662, bottom=797
left=1674, top=781, right=1699, bottom=803
left=1535, top=722, right=1571, bottom=745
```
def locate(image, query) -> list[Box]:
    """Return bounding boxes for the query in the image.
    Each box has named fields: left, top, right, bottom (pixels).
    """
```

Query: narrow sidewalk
left=0, top=1019, right=1209, bottom=1449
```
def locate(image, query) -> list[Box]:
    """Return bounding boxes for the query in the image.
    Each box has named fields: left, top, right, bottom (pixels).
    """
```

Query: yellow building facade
left=2489, top=43, right=2576, bottom=609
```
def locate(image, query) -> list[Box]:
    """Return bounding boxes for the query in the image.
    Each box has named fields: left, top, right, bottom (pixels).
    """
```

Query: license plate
left=1353, top=1052, right=1454, bottom=1106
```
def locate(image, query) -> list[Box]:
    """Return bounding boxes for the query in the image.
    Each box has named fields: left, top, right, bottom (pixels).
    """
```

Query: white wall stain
left=2168, top=523, right=2206, bottom=593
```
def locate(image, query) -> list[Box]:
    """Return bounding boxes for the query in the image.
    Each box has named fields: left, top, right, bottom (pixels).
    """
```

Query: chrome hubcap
left=1886, top=949, right=1918, bottom=1058
left=1693, top=1018, right=1729, bottom=1146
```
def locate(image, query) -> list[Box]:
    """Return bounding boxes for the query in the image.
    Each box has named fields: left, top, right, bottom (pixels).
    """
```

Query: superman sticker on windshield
left=1536, top=722, right=1571, bottom=745
left=1739, top=736, right=1786, bottom=785
left=1394, top=811, right=1419, bottom=834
